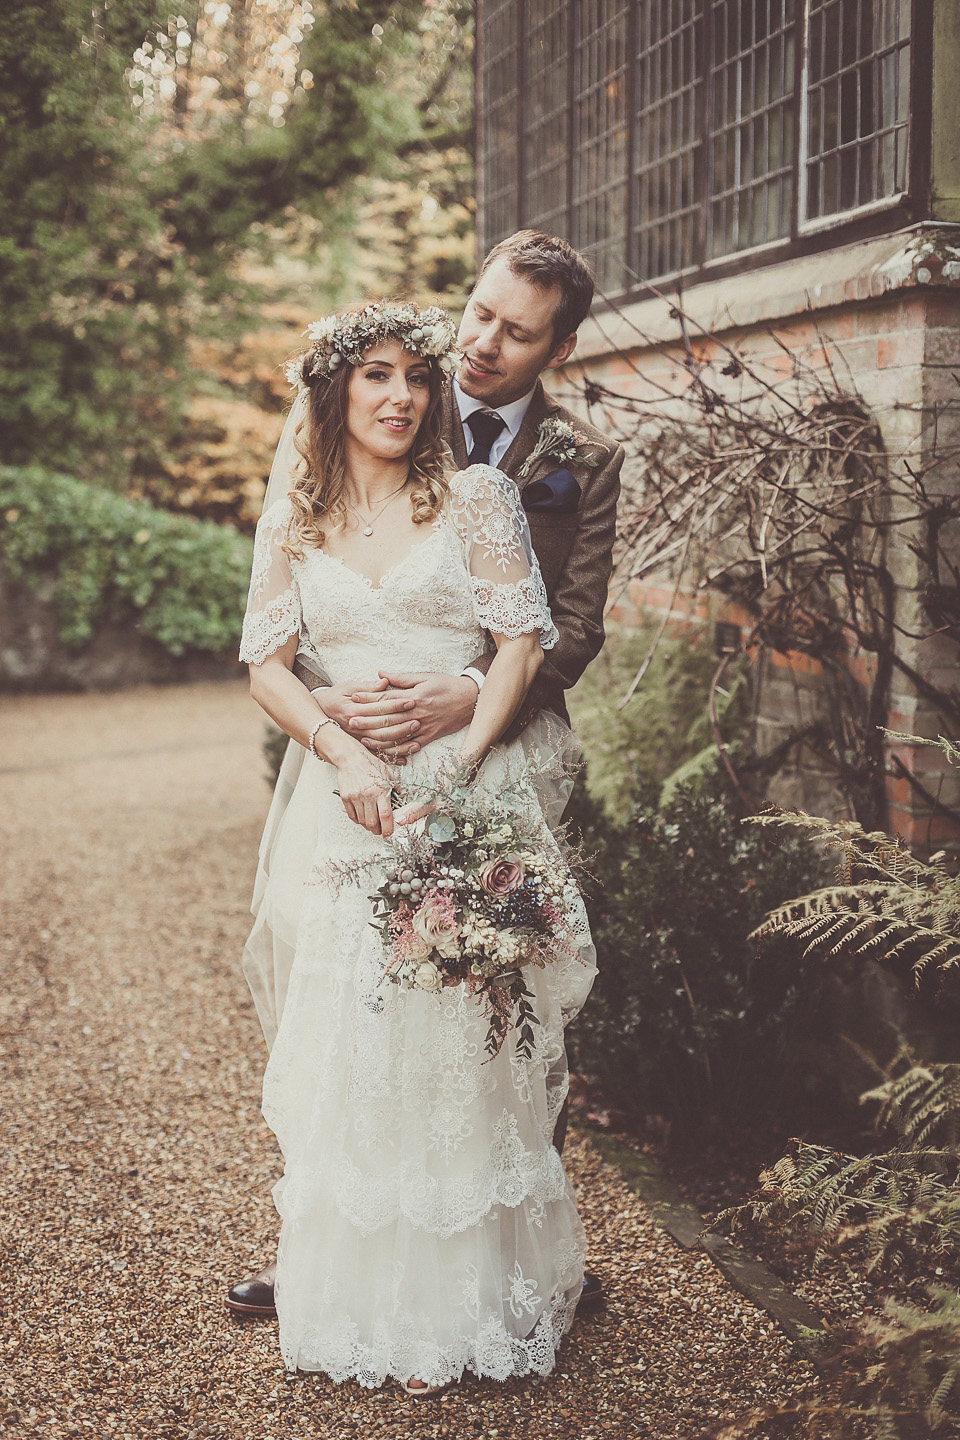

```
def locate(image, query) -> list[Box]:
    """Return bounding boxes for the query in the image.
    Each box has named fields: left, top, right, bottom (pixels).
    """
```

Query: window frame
left=476, top=0, right=933, bottom=301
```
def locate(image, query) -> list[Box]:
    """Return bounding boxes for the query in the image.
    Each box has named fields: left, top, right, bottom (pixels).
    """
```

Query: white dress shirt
left=454, top=381, right=536, bottom=471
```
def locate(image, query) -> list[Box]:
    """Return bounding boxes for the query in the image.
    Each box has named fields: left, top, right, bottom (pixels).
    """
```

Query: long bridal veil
left=242, top=387, right=312, bottom=1051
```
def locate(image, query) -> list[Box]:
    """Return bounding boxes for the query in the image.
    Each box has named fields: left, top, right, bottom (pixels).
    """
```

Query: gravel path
left=1, top=681, right=820, bottom=1440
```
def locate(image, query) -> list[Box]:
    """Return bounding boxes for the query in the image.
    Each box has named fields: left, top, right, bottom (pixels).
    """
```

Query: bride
left=238, top=301, right=596, bottom=1394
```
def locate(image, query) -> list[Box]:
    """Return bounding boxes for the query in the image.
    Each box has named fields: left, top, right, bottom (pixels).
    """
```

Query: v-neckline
left=318, top=517, right=445, bottom=593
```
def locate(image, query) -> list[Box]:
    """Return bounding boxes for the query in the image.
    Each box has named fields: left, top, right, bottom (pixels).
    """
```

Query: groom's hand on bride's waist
left=341, top=671, right=478, bottom=758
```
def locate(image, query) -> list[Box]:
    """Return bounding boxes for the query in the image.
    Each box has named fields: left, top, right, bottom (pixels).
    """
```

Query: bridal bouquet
left=322, top=767, right=582, bottom=1058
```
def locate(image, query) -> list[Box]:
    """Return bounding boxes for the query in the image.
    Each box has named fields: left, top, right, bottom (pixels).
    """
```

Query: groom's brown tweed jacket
left=442, top=379, right=623, bottom=738
left=292, top=379, right=623, bottom=737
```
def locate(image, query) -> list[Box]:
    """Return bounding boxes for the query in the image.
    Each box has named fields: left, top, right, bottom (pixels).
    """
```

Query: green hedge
left=0, top=466, right=252, bottom=656
left=567, top=773, right=829, bottom=1142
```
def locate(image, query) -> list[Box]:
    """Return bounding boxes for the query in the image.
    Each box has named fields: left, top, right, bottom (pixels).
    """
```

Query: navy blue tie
left=465, top=410, right=506, bottom=466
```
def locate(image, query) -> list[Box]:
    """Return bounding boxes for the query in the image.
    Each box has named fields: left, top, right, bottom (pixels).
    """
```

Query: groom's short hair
left=480, top=231, right=595, bottom=345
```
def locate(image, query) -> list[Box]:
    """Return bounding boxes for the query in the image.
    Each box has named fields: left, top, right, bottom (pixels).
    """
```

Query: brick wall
left=551, top=227, right=960, bottom=843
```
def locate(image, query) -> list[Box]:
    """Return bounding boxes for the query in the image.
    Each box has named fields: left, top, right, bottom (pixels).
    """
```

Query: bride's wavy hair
left=283, top=329, right=450, bottom=559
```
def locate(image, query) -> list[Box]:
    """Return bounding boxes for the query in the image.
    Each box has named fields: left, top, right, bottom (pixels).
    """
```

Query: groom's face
left=456, top=258, right=577, bottom=410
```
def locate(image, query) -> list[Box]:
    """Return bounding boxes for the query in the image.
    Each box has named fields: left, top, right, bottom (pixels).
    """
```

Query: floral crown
left=285, top=302, right=460, bottom=390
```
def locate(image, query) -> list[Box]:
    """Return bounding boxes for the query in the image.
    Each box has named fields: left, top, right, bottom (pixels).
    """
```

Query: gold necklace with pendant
left=347, top=481, right=409, bottom=537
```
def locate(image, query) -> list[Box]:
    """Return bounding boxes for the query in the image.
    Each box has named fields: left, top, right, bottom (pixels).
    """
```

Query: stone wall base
left=0, top=573, right=244, bottom=693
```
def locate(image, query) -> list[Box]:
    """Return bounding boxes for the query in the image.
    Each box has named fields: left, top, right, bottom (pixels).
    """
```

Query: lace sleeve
left=447, top=465, right=558, bottom=649
left=239, top=499, right=303, bottom=664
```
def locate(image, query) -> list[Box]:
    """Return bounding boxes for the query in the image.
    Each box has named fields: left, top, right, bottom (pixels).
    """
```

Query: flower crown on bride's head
left=284, top=301, right=460, bottom=390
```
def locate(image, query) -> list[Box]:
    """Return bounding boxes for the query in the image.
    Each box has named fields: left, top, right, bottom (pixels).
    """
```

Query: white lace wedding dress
left=238, top=465, right=597, bottom=1387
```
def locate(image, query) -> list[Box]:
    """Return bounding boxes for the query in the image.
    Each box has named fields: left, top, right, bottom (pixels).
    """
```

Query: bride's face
left=345, top=339, right=432, bottom=463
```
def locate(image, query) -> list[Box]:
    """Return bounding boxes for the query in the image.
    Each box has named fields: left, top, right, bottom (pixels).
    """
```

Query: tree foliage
left=151, top=1, right=425, bottom=264
left=0, top=0, right=196, bottom=481
left=0, top=1, right=470, bottom=486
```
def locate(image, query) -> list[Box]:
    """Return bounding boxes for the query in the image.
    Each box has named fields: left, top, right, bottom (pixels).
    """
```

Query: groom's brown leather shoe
left=225, top=1261, right=276, bottom=1317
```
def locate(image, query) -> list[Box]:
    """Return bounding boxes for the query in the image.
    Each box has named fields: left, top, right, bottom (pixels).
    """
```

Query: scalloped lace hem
left=273, top=1151, right=570, bottom=1238
left=470, top=575, right=558, bottom=648
left=283, top=1288, right=580, bottom=1385
left=269, top=1115, right=572, bottom=1237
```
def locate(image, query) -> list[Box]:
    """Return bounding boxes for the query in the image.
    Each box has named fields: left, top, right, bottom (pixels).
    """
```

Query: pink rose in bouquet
left=412, top=889, right=460, bottom=959
left=478, top=856, right=525, bottom=898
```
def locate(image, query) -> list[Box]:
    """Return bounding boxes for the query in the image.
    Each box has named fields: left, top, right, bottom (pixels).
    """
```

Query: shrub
left=0, top=466, right=251, bottom=656
left=567, top=622, right=731, bottom=822
left=566, top=771, right=827, bottom=1141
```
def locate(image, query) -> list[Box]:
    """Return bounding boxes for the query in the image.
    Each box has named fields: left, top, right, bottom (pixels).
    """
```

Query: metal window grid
left=633, top=0, right=702, bottom=283
left=524, top=0, right=573, bottom=236
left=478, top=0, right=522, bottom=253
left=571, top=0, right=632, bottom=294
left=802, top=0, right=911, bottom=223
left=707, top=0, right=798, bottom=259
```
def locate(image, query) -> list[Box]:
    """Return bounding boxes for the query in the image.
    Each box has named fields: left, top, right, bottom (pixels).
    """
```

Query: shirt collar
left=454, top=380, right=537, bottom=443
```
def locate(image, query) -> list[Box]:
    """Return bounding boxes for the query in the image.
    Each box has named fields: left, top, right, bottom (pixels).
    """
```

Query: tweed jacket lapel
left=443, top=379, right=556, bottom=485
left=498, top=382, right=550, bottom=489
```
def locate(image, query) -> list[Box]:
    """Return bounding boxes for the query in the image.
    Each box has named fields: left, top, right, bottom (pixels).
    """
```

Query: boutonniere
left=517, top=418, right=601, bottom=479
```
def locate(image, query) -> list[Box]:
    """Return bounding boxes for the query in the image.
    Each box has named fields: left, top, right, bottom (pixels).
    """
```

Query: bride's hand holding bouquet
left=332, top=742, right=399, bottom=838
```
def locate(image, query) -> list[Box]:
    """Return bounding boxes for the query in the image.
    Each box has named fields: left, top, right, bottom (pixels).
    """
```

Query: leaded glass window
left=479, top=0, right=522, bottom=245
left=524, top=0, right=572, bottom=236
left=707, top=0, right=797, bottom=256
left=477, top=0, right=918, bottom=293
left=572, top=0, right=632, bottom=293
left=634, top=0, right=701, bottom=282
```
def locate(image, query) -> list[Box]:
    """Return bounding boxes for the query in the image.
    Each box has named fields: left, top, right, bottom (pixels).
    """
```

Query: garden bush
left=566, top=622, right=734, bottom=822
left=566, top=772, right=828, bottom=1142
left=0, top=466, right=252, bottom=656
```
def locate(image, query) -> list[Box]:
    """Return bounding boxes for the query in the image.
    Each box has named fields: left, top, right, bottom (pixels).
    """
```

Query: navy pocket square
left=521, top=468, right=581, bottom=514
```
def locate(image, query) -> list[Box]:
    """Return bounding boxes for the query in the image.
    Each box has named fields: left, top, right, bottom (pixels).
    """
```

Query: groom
left=297, top=229, right=624, bottom=763
left=226, top=230, right=624, bottom=1317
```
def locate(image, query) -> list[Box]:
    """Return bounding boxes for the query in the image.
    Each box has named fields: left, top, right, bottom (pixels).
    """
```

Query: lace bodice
left=239, top=466, right=558, bottom=681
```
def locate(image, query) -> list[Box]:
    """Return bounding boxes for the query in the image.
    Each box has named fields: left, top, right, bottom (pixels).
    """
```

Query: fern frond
left=723, top=1135, right=960, bottom=1271
left=865, top=1063, right=960, bottom=1152
left=750, top=877, right=960, bottom=939
left=883, top=729, right=960, bottom=771
left=909, top=937, right=960, bottom=977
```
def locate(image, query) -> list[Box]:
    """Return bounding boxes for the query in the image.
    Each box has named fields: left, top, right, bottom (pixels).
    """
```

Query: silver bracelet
left=307, top=714, right=337, bottom=757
